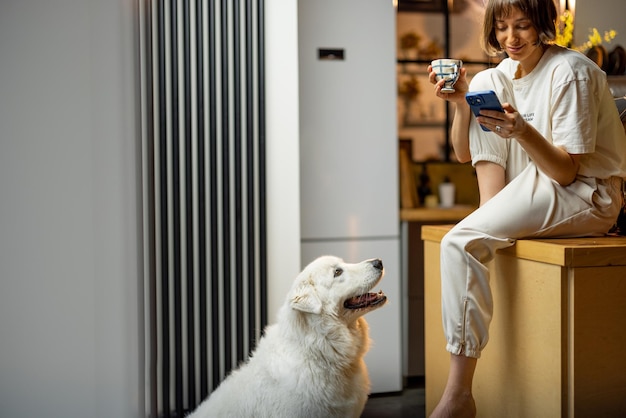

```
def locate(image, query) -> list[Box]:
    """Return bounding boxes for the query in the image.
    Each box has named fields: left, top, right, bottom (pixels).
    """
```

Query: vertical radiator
left=139, top=0, right=266, bottom=416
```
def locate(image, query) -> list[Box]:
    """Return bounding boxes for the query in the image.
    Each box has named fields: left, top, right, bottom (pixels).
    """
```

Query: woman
left=427, top=0, right=626, bottom=416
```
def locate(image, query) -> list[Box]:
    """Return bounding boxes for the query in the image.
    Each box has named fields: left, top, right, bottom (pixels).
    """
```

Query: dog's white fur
left=188, top=256, right=387, bottom=418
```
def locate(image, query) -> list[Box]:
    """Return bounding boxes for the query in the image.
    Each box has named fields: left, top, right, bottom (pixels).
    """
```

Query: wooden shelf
left=400, top=205, right=475, bottom=222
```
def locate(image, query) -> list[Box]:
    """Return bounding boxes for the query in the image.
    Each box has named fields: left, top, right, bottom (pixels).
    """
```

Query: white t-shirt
left=496, top=45, right=626, bottom=179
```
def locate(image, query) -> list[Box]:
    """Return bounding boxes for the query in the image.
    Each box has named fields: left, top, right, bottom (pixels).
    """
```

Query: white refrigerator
left=298, top=0, right=402, bottom=393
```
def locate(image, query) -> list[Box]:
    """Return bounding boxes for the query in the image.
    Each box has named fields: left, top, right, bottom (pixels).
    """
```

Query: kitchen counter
left=422, top=224, right=626, bottom=417
left=399, top=205, right=475, bottom=222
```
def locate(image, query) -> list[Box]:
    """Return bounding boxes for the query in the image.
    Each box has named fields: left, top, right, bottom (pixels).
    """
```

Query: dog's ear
left=290, top=284, right=322, bottom=314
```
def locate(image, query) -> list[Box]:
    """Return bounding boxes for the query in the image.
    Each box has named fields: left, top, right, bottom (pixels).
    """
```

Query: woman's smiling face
left=494, top=6, right=545, bottom=74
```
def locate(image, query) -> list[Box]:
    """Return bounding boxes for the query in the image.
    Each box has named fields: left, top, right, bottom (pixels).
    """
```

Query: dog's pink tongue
left=344, top=291, right=386, bottom=309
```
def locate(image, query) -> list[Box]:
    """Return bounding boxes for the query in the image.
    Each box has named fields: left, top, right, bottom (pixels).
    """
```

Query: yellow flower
left=576, top=28, right=617, bottom=52
left=555, top=10, right=574, bottom=47
left=554, top=11, right=617, bottom=52
left=605, top=30, right=617, bottom=43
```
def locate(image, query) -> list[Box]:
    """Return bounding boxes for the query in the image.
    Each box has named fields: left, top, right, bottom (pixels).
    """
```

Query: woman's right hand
left=428, top=65, right=472, bottom=163
left=427, top=65, right=469, bottom=104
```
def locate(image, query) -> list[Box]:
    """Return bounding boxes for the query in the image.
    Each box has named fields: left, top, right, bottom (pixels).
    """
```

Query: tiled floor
left=361, top=378, right=426, bottom=418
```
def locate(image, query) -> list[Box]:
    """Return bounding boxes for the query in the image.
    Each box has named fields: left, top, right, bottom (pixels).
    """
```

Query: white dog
left=188, top=256, right=387, bottom=418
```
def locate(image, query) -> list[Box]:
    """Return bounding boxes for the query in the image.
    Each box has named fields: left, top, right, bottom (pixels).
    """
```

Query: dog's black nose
left=371, top=259, right=383, bottom=270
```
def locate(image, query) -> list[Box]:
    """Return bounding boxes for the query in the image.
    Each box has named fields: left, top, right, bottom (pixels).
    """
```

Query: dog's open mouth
left=343, top=291, right=386, bottom=309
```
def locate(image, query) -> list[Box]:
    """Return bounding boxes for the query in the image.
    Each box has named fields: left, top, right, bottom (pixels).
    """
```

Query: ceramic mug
left=431, top=58, right=463, bottom=93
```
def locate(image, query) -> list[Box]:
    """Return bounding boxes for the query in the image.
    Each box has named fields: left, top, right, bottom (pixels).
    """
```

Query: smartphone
left=465, top=90, right=504, bottom=132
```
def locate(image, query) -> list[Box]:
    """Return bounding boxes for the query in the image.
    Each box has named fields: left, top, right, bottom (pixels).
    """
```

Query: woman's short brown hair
left=481, top=0, right=558, bottom=56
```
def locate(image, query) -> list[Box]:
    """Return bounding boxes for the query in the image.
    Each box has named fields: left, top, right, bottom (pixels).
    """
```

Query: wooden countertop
left=422, top=224, right=626, bottom=268
left=400, top=205, right=476, bottom=222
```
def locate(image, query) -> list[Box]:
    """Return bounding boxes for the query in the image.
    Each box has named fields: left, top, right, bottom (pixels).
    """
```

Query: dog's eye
left=334, top=268, right=343, bottom=277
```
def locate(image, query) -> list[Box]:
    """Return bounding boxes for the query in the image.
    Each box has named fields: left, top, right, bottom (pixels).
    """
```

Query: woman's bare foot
left=429, top=389, right=476, bottom=418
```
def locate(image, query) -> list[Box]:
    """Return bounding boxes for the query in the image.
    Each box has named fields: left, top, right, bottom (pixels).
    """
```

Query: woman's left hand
left=476, top=103, right=526, bottom=138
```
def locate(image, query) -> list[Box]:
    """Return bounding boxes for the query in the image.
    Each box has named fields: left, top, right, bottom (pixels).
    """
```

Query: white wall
left=265, top=0, right=302, bottom=322
left=0, top=0, right=302, bottom=416
left=0, top=0, right=142, bottom=417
